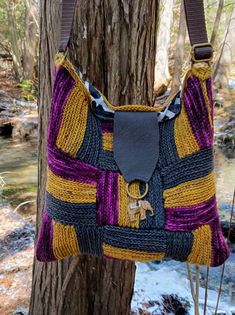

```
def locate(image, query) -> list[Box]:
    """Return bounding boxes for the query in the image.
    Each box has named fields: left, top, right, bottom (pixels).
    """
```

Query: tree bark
left=29, top=1, right=159, bottom=315
left=154, top=0, right=173, bottom=95
left=23, top=0, right=39, bottom=80
left=6, top=0, right=23, bottom=81
left=213, top=5, right=235, bottom=91
left=171, top=0, right=186, bottom=92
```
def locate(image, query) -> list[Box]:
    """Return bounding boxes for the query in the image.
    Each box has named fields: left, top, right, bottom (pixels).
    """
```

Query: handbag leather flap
left=113, top=111, right=159, bottom=183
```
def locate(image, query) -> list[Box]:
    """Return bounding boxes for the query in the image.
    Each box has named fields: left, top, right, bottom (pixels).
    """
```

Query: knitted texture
left=36, top=55, right=230, bottom=267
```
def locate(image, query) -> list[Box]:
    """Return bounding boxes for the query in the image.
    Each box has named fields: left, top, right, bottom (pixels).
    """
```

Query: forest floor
left=0, top=206, right=34, bottom=315
left=0, top=63, right=235, bottom=315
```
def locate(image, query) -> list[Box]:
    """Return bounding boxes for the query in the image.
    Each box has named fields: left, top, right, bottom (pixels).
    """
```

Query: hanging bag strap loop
left=59, top=0, right=213, bottom=62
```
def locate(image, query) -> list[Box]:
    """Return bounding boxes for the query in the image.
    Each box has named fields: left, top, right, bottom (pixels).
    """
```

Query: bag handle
left=183, top=0, right=213, bottom=62
left=59, top=0, right=213, bottom=63
left=59, top=0, right=76, bottom=52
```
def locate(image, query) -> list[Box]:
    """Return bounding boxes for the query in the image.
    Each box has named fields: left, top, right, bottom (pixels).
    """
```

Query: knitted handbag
left=36, top=0, right=230, bottom=266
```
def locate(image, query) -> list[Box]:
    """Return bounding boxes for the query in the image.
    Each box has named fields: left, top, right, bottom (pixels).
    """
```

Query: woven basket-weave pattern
left=36, top=56, right=230, bottom=266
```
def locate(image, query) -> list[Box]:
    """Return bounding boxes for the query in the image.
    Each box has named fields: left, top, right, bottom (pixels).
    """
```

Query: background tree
left=23, top=0, right=39, bottom=80
left=210, top=0, right=224, bottom=47
left=171, top=0, right=186, bottom=92
left=214, top=4, right=235, bottom=90
left=5, top=0, right=23, bottom=80
left=154, top=0, right=173, bottom=95
left=0, top=0, right=39, bottom=81
left=29, top=1, right=159, bottom=314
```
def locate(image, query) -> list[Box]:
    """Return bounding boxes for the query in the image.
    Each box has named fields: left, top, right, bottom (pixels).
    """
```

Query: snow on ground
left=132, top=261, right=235, bottom=315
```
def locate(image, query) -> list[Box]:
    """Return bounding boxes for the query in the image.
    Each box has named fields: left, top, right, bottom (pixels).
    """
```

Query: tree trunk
left=6, top=0, right=23, bottom=81
left=23, top=0, right=39, bottom=80
left=171, top=0, right=186, bottom=92
left=154, top=0, right=173, bottom=95
left=210, top=0, right=224, bottom=47
left=29, top=1, right=159, bottom=315
left=213, top=5, right=235, bottom=90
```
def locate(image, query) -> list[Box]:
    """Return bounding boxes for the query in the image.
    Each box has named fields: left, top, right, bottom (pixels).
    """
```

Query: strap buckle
left=191, top=43, right=213, bottom=63
left=126, top=182, right=149, bottom=200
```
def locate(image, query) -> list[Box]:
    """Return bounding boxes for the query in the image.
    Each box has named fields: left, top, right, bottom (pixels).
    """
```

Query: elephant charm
left=128, top=200, right=154, bottom=222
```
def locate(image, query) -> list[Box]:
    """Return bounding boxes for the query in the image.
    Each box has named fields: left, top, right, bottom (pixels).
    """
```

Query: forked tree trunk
left=6, top=0, right=23, bottom=81
left=171, top=0, right=186, bottom=92
left=29, top=1, right=159, bottom=315
left=154, top=0, right=173, bottom=95
left=214, top=5, right=235, bottom=90
left=23, top=0, right=39, bottom=80
left=210, top=0, right=224, bottom=47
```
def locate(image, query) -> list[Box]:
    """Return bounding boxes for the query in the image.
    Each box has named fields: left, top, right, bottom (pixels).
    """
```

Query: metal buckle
left=191, top=43, right=213, bottom=63
left=126, top=181, right=149, bottom=200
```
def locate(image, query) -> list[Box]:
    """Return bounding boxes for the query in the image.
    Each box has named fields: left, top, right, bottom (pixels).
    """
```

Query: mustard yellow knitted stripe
left=53, top=221, right=80, bottom=260
left=47, top=169, right=96, bottom=203
left=55, top=53, right=92, bottom=100
left=103, top=244, right=165, bottom=262
left=102, top=133, right=113, bottom=151
left=191, top=66, right=213, bottom=128
left=187, top=225, right=212, bottom=266
left=200, top=80, right=213, bottom=128
left=56, top=87, right=89, bottom=157
left=164, top=172, right=216, bottom=208
left=118, top=176, right=140, bottom=228
left=174, top=69, right=200, bottom=158
left=174, top=103, right=200, bottom=159
left=174, top=67, right=212, bottom=159
left=190, top=66, right=212, bottom=81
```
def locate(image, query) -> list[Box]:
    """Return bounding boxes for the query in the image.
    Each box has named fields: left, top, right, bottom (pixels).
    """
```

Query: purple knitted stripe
left=97, top=171, right=106, bottom=224
left=48, top=67, right=75, bottom=146
left=48, top=146, right=100, bottom=185
left=206, top=77, right=214, bottom=122
left=183, top=94, right=205, bottom=148
left=210, top=217, right=230, bottom=267
left=165, top=196, right=217, bottom=231
left=36, top=211, right=56, bottom=262
left=97, top=171, right=119, bottom=225
left=52, top=66, right=57, bottom=89
left=183, top=75, right=213, bottom=149
left=184, top=76, right=212, bottom=147
left=101, top=121, right=114, bottom=133
left=193, top=76, right=213, bottom=140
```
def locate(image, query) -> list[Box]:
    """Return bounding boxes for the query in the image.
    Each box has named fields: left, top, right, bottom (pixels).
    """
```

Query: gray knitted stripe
left=76, top=108, right=101, bottom=165
left=45, top=192, right=97, bottom=226
left=165, top=231, right=194, bottom=262
left=140, top=171, right=165, bottom=229
left=159, top=119, right=179, bottom=168
left=76, top=226, right=103, bottom=256
left=103, top=225, right=193, bottom=261
left=98, top=150, right=119, bottom=171
left=161, top=147, right=213, bottom=189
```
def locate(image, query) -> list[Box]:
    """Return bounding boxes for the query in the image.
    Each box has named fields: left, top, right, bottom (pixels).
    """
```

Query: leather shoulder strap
left=59, top=0, right=76, bottom=52
left=183, top=0, right=213, bottom=62
left=59, top=0, right=213, bottom=61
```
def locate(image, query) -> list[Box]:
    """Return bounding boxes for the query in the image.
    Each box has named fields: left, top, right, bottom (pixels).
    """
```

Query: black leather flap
left=113, top=112, right=159, bottom=183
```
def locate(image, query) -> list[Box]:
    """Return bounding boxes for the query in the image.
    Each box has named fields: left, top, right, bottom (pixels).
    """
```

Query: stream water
left=0, top=137, right=38, bottom=209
